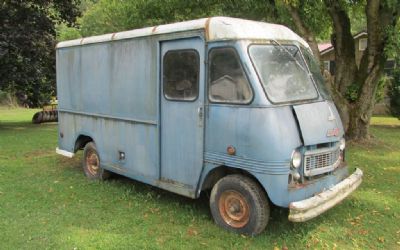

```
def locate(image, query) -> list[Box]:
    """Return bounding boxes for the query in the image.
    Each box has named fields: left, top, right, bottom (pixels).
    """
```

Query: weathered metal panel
left=293, top=101, right=344, bottom=145
left=57, top=17, right=309, bottom=49
left=205, top=105, right=301, bottom=167
left=160, top=37, right=205, bottom=190
left=57, top=35, right=161, bottom=181
left=80, top=43, right=111, bottom=113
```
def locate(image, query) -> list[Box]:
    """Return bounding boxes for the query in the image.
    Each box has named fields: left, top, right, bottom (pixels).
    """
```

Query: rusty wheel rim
left=86, top=150, right=99, bottom=175
left=218, top=190, right=250, bottom=228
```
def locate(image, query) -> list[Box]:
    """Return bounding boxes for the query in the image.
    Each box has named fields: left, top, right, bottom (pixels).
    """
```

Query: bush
left=389, top=67, right=400, bottom=119
left=0, top=90, right=19, bottom=107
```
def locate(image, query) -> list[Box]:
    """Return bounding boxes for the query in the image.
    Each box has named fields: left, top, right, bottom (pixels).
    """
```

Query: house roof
left=318, top=43, right=333, bottom=53
left=318, top=31, right=368, bottom=55
left=57, top=16, right=309, bottom=49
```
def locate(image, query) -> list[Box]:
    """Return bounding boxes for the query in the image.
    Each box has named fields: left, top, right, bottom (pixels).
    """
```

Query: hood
left=293, top=101, right=344, bottom=146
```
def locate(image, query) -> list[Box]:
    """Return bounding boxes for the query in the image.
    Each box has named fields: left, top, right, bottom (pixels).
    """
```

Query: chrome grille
left=304, top=147, right=340, bottom=176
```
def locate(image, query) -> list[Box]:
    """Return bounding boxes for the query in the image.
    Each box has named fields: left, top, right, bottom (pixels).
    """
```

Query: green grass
left=0, top=108, right=399, bottom=249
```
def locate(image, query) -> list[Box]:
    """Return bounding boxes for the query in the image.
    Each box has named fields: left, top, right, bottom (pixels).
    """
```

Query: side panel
left=57, top=36, right=159, bottom=179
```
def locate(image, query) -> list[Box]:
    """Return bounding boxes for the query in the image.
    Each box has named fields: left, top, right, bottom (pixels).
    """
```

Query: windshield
left=249, top=44, right=318, bottom=103
left=300, top=48, right=331, bottom=100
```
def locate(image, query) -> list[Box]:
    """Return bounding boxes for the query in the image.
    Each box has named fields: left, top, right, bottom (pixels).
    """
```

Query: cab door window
left=208, top=48, right=252, bottom=103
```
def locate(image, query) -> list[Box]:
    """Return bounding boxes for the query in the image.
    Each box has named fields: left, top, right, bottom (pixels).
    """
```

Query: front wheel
left=82, top=142, right=110, bottom=180
left=210, top=174, right=270, bottom=235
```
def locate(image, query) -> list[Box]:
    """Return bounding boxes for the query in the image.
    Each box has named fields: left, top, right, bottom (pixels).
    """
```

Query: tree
left=0, top=0, right=80, bottom=107
left=281, top=0, right=400, bottom=140
left=74, top=0, right=278, bottom=37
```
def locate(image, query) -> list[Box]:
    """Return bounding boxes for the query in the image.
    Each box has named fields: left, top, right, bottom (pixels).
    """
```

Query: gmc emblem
left=327, top=128, right=340, bottom=137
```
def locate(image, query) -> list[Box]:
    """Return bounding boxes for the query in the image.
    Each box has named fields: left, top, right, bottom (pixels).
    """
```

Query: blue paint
left=57, top=29, right=348, bottom=207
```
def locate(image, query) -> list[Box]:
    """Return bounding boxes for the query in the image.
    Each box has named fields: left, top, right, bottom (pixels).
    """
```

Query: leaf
left=187, top=227, right=198, bottom=236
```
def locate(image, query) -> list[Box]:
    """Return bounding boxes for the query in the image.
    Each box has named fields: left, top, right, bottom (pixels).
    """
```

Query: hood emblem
left=327, top=128, right=340, bottom=137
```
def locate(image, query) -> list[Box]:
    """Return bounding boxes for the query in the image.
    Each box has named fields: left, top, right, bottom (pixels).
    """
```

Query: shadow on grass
left=56, top=154, right=318, bottom=239
left=0, top=120, right=57, bottom=131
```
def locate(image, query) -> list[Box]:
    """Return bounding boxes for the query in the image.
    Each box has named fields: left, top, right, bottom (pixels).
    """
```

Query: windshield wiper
left=271, top=40, right=309, bottom=74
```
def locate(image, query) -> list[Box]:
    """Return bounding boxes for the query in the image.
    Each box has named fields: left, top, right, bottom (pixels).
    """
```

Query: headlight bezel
left=291, top=150, right=302, bottom=169
left=339, top=138, right=346, bottom=151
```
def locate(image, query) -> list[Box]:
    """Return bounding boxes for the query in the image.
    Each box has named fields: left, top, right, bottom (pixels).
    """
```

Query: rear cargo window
left=163, top=50, right=199, bottom=101
left=208, top=48, right=252, bottom=104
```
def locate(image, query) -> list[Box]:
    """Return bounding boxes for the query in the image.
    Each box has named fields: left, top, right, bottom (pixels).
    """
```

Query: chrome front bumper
left=288, top=168, right=363, bottom=222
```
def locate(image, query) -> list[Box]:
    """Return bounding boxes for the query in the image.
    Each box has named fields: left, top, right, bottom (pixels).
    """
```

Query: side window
left=163, top=50, right=199, bottom=101
left=209, top=48, right=252, bottom=103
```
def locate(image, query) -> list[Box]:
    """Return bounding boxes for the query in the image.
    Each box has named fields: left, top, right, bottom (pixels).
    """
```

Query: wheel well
left=201, top=166, right=268, bottom=197
left=74, top=135, right=93, bottom=152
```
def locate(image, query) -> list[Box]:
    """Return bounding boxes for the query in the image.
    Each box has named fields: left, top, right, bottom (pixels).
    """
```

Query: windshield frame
left=247, top=42, right=321, bottom=105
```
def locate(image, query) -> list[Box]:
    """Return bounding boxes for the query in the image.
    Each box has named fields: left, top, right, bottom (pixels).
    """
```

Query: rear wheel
left=210, top=174, right=269, bottom=235
left=82, top=142, right=110, bottom=180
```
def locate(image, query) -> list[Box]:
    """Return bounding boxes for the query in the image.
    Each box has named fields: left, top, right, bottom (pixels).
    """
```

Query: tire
left=32, top=111, right=43, bottom=124
left=210, top=174, right=270, bottom=236
left=82, top=142, right=110, bottom=180
left=43, top=111, right=50, bottom=122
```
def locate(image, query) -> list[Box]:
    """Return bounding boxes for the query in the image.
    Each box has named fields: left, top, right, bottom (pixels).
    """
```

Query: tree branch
left=286, top=4, right=321, bottom=63
left=324, top=0, right=357, bottom=95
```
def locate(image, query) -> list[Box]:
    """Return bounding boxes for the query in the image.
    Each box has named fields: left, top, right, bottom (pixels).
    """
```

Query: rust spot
left=205, top=17, right=212, bottom=41
left=227, top=145, right=236, bottom=155
left=152, top=26, right=158, bottom=33
left=80, top=38, right=85, bottom=45
left=111, top=33, right=117, bottom=40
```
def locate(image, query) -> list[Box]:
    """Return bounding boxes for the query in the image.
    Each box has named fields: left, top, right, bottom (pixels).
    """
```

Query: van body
left=56, top=17, right=363, bottom=235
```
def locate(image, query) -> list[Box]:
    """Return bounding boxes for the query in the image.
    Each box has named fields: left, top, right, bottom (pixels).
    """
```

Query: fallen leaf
left=378, top=237, right=385, bottom=243
left=187, top=228, right=198, bottom=236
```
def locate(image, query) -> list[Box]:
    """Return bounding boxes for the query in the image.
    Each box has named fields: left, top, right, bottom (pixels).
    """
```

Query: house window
left=359, top=38, right=367, bottom=51
left=384, top=59, right=396, bottom=77
left=163, top=50, right=199, bottom=101
left=323, top=61, right=330, bottom=72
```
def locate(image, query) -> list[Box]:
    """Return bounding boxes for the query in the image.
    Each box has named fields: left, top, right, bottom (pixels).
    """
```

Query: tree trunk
left=324, top=0, right=399, bottom=141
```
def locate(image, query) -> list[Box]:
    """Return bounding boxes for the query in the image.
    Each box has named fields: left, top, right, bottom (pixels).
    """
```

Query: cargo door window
left=208, top=48, right=252, bottom=104
left=163, top=50, right=199, bottom=101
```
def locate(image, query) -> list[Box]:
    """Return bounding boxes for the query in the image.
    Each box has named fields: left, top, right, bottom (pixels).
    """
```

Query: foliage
left=1, top=109, right=400, bottom=248
left=77, top=0, right=278, bottom=37
left=276, top=0, right=332, bottom=42
left=375, top=75, right=390, bottom=103
left=389, top=65, right=400, bottom=119
left=0, top=90, right=19, bottom=107
left=0, top=1, right=80, bottom=107
left=56, top=23, right=81, bottom=41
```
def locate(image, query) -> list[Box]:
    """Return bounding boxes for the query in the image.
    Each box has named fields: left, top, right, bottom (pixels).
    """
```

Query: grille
left=304, top=148, right=340, bottom=176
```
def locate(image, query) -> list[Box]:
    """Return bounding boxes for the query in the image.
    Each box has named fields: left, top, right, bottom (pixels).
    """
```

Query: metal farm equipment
left=32, top=100, right=58, bottom=124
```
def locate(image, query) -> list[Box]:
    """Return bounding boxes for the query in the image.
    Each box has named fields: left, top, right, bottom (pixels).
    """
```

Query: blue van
left=56, top=17, right=363, bottom=235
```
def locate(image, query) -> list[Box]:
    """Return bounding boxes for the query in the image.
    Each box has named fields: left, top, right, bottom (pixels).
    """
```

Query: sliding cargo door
left=160, top=37, right=205, bottom=195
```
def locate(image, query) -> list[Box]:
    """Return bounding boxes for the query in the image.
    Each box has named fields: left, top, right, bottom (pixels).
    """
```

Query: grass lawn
left=0, top=108, right=399, bottom=249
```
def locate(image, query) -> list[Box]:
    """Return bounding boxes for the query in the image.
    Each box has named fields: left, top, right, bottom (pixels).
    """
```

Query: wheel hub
left=86, top=151, right=99, bottom=175
left=218, top=190, right=250, bottom=228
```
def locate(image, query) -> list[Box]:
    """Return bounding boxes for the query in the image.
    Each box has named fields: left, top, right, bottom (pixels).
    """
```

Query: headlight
left=339, top=138, right=346, bottom=151
left=291, top=150, right=302, bottom=169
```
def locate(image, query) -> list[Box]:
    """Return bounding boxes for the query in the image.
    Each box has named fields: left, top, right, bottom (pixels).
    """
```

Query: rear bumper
left=56, top=147, right=75, bottom=158
left=288, top=168, right=363, bottom=222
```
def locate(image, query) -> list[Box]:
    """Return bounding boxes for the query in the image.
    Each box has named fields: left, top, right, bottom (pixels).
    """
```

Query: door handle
left=198, top=106, right=203, bottom=119
left=198, top=106, right=203, bottom=126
